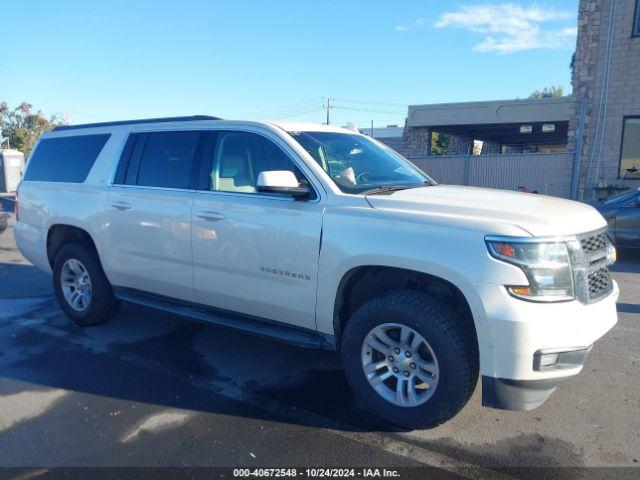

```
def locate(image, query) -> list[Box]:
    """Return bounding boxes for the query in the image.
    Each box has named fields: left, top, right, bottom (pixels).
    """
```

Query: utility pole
left=370, top=120, right=374, bottom=137
left=324, top=98, right=333, bottom=125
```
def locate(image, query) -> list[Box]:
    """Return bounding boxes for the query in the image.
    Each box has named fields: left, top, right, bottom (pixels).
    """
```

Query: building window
left=620, top=117, right=640, bottom=177
left=635, top=0, right=640, bottom=36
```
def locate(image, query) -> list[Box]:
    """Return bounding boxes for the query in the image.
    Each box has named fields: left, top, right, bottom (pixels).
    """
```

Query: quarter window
left=208, top=131, right=310, bottom=196
left=135, top=131, right=201, bottom=189
left=24, top=134, right=110, bottom=183
left=620, top=117, right=640, bottom=178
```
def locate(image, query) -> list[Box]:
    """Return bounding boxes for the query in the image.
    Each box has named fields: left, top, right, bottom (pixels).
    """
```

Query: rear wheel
left=341, top=290, right=478, bottom=429
left=52, top=243, right=120, bottom=326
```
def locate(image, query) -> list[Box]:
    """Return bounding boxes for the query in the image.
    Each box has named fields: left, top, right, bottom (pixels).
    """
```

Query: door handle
left=111, top=201, right=132, bottom=211
left=197, top=211, right=225, bottom=221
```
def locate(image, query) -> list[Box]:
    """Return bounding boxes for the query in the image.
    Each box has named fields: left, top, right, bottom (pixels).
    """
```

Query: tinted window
left=620, top=118, right=640, bottom=178
left=209, top=131, right=310, bottom=195
left=136, top=131, right=200, bottom=189
left=112, top=134, right=139, bottom=184
left=24, top=134, right=110, bottom=183
left=604, top=188, right=640, bottom=205
left=635, top=0, right=640, bottom=36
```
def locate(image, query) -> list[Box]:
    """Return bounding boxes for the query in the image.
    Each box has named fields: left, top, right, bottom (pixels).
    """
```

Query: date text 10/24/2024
left=233, top=469, right=401, bottom=478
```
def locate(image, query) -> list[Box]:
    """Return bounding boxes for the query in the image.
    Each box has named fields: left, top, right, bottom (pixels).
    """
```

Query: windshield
left=289, top=131, right=434, bottom=194
left=604, top=187, right=640, bottom=205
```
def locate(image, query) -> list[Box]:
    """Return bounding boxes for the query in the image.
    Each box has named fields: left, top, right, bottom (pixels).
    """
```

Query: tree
left=0, top=102, right=62, bottom=157
left=430, top=131, right=451, bottom=155
left=529, top=86, right=564, bottom=99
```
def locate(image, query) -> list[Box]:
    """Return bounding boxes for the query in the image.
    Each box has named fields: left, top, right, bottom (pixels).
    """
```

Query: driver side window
left=209, top=131, right=308, bottom=195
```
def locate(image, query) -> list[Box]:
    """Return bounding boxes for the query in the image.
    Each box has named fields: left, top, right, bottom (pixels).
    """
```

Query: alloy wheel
left=361, top=323, right=439, bottom=407
left=60, top=258, right=92, bottom=312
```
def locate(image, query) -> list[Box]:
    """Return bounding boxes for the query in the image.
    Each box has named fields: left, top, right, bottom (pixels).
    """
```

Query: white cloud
left=435, top=3, right=577, bottom=54
left=395, top=17, right=426, bottom=32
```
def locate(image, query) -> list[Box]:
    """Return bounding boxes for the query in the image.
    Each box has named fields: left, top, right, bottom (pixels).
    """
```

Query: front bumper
left=483, top=345, right=592, bottom=410
left=469, top=280, right=618, bottom=411
left=482, top=376, right=568, bottom=411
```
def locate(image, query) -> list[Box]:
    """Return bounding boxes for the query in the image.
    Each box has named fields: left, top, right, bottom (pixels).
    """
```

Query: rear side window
left=24, top=134, right=110, bottom=183
left=116, top=131, right=201, bottom=189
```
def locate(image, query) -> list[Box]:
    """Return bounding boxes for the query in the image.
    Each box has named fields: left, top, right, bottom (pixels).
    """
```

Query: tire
left=341, top=290, right=478, bottom=430
left=52, top=242, right=120, bottom=326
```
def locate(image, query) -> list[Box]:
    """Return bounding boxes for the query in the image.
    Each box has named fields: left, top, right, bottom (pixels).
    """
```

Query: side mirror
left=256, top=170, right=310, bottom=199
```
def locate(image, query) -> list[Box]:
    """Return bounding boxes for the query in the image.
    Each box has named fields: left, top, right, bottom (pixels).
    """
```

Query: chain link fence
left=406, top=152, right=575, bottom=198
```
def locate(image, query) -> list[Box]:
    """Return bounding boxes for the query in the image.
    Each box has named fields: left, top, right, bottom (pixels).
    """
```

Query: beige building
left=569, top=0, right=640, bottom=199
left=402, top=97, right=573, bottom=157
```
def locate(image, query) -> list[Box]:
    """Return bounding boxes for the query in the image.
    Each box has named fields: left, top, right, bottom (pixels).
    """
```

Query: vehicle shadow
left=0, top=286, right=401, bottom=433
left=0, top=260, right=53, bottom=298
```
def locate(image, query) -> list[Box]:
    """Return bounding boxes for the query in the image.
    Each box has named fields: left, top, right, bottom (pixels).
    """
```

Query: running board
left=113, top=287, right=335, bottom=350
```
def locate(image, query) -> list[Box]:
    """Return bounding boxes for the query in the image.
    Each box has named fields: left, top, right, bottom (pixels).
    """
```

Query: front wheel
left=341, top=290, right=478, bottom=429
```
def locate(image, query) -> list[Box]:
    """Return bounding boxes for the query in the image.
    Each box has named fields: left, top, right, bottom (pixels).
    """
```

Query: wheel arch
left=46, top=223, right=100, bottom=268
left=332, top=265, right=479, bottom=355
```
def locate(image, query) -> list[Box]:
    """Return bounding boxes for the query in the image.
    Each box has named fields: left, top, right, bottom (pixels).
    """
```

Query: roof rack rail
left=53, top=115, right=222, bottom=131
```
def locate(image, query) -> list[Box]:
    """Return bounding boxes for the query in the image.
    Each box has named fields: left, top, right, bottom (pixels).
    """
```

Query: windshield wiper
left=361, top=185, right=412, bottom=195
left=362, top=182, right=431, bottom=195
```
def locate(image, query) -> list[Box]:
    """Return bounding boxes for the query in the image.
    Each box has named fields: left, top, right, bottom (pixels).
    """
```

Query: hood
left=365, top=185, right=607, bottom=237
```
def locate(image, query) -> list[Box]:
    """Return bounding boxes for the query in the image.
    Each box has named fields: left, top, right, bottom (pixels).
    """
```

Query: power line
left=243, top=97, right=323, bottom=118
left=261, top=102, right=325, bottom=120
left=333, top=97, right=407, bottom=109
left=332, top=104, right=405, bottom=115
left=272, top=106, right=325, bottom=120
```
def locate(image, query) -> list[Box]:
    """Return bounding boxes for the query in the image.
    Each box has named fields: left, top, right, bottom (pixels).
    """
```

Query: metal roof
left=407, top=97, right=573, bottom=128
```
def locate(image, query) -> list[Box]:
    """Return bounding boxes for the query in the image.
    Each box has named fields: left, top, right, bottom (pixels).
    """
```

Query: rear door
left=102, top=130, right=204, bottom=301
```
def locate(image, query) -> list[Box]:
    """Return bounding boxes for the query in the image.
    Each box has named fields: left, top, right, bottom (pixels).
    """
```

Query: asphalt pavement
left=0, top=197, right=638, bottom=478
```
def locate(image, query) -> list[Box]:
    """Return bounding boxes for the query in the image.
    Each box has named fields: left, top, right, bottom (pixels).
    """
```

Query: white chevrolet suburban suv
left=14, top=116, right=618, bottom=429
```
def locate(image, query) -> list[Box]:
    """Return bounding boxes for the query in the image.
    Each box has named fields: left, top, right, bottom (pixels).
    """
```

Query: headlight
left=606, top=242, right=617, bottom=265
left=486, top=238, right=574, bottom=302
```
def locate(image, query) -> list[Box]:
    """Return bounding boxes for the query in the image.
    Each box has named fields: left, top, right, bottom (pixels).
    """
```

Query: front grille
left=588, top=267, right=611, bottom=300
left=573, top=228, right=613, bottom=303
left=580, top=232, right=607, bottom=254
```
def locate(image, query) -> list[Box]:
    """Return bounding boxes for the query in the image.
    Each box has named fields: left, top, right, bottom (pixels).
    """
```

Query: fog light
left=539, top=353, right=559, bottom=367
left=534, top=347, right=592, bottom=371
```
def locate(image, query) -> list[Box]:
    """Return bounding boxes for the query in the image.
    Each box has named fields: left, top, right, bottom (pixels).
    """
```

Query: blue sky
left=1, top=0, right=579, bottom=127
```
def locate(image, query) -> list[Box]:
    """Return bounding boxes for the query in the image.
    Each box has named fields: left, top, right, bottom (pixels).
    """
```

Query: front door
left=191, top=129, right=324, bottom=330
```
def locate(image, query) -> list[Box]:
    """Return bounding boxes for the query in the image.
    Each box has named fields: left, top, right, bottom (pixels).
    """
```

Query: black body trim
left=113, top=134, right=138, bottom=184
left=53, top=115, right=221, bottom=132
left=113, top=287, right=335, bottom=350
left=482, top=376, right=566, bottom=411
